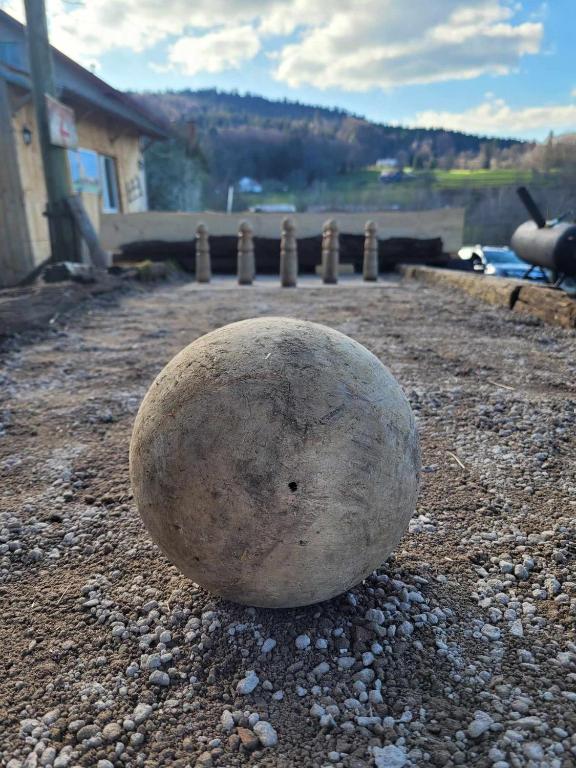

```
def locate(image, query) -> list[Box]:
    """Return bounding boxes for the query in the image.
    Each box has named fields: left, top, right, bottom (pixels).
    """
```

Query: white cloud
left=410, top=95, right=576, bottom=138
left=274, top=1, right=543, bottom=91
left=166, top=26, right=261, bottom=76
left=12, top=0, right=274, bottom=65
left=3, top=0, right=544, bottom=88
left=0, top=0, right=23, bottom=20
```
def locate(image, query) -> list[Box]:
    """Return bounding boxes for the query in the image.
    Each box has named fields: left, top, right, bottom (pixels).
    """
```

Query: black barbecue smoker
left=511, top=187, right=576, bottom=287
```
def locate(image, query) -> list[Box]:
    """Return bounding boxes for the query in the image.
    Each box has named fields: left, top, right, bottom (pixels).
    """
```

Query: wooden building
left=0, top=9, right=169, bottom=287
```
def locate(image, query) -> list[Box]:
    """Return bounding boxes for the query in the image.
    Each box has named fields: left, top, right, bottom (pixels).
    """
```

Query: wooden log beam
left=400, top=265, right=576, bottom=330
left=514, top=284, right=576, bottom=329
left=67, top=195, right=109, bottom=269
left=400, top=265, right=520, bottom=309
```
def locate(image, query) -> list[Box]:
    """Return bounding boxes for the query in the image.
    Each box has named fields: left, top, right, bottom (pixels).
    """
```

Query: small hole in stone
left=288, top=481, right=298, bottom=492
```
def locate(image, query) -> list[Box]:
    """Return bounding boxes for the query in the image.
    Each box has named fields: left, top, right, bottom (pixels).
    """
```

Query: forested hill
left=135, top=88, right=357, bottom=124
left=132, top=88, right=527, bottom=186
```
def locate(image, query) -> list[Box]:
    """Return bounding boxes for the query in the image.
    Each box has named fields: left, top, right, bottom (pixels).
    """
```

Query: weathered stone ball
left=130, top=317, right=420, bottom=608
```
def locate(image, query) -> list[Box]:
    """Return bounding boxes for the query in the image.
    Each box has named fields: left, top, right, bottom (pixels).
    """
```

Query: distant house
left=0, top=9, right=169, bottom=287
left=238, top=177, right=263, bottom=194
left=375, top=158, right=398, bottom=169
left=379, top=169, right=405, bottom=184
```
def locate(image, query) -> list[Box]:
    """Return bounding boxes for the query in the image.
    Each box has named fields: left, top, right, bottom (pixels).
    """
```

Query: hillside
left=132, top=89, right=527, bottom=187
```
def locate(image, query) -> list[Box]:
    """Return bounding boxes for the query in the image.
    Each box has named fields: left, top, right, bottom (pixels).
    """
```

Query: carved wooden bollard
left=195, top=222, right=211, bottom=283
left=237, top=220, right=255, bottom=285
left=280, top=217, right=298, bottom=287
left=363, top=220, right=378, bottom=282
left=322, top=219, right=339, bottom=284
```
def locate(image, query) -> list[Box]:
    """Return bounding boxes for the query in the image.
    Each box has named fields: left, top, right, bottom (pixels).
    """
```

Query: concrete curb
left=399, top=265, right=575, bottom=330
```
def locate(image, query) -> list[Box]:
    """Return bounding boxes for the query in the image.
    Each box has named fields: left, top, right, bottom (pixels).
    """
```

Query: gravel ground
left=0, top=275, right=575, bottom=768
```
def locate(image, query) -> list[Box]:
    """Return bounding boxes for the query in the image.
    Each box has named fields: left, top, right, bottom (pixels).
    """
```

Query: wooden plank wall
left=0, top=78, right=35, bottom=288
left=12, top=99, right=52, bottom=266
left=11, top=95, right=145, bottom=269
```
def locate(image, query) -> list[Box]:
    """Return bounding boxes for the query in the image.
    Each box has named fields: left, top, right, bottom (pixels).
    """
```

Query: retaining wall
left=401, top=266, right=576, bottom=330
left=101, top=208, right=466, bottom=255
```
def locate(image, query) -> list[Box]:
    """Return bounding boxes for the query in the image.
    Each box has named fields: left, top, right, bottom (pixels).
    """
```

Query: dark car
left=458, top=246, right=545, bottom=280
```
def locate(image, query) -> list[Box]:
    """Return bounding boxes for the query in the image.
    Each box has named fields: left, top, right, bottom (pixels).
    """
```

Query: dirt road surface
left=1, top=276, right=575, bottom=768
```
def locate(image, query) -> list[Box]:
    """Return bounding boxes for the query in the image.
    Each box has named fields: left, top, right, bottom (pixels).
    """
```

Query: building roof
left=0, top=9, right=169, bottom=140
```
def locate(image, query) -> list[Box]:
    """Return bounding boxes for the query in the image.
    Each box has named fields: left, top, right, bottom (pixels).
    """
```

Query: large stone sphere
left=130, top=317, right=420, bottom=608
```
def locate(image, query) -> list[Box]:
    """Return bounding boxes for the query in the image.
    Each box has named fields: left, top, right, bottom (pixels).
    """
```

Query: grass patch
left=238, top=167, right=541, bottom=211
left=433, top=168, right=535, bottom=189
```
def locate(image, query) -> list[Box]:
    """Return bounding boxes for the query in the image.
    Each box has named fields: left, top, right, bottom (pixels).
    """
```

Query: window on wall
left=67, top=148, right=121, bottom=213
left=67, top=148, right=100, bottom=194
left=100, top=155, right=120, bottom=213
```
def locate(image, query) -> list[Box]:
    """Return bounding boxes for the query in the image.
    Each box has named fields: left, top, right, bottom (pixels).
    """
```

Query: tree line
left=133, top=89, right=575, bottom=220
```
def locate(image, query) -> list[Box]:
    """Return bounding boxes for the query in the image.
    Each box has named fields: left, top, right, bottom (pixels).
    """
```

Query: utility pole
left=24, top=0, right=77, bottom=262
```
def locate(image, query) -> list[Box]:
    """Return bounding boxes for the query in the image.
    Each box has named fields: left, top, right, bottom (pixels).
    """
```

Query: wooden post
left=322, top=219, right=339, bottom=284
left=363, top=220, right=378, bottom=281
left=0, top=78, right=35, bottom=287
left=237, top=220, right=255, bottom=285
left=320, top=221, right=328, bottom=273
left=24, top=0, right=77, bottom=262
left=66, top=195, right=109, bottom=269
left=280, top=217, right=297, bottom=287
left=196, top=222, right=211, bottom=283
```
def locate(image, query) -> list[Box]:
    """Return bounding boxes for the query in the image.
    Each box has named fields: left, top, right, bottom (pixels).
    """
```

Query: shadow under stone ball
left=129, top=317, right=420, bottom=608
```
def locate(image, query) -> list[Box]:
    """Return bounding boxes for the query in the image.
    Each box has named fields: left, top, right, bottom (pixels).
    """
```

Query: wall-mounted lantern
left=22, top=126, right=32, bottom=146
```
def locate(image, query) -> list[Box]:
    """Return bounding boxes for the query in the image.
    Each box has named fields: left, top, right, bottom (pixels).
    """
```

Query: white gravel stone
left=261, top=638, right=276, bottom=654
left=236, top=670, right=259, bottom=694
left=372, top=744, right=408, bottom=768
left=253, top=720, right=278, bottom=747
left=133, top=703, right=153, bottom=725
left=369, top=643, right=382, bottom=656
left=509, top=619, right=524, bottom=638
left=149, top=670, right=170, bottom=686
left=102, top=723, right=122, bottom=742
left=481, top=624, right=501, bottom=641
left=523, top=743, right=545, bottom=760
left=362, top=651, right=375, bottom=666
left=295, top=634, right=311, bottom=650
left=313, top=661, right=330, bottom=677
left=356, top=716, right=381, bottom=727
left=220, top=710, right=235, bottom=733
left=468, top=712, right=493, bottom=738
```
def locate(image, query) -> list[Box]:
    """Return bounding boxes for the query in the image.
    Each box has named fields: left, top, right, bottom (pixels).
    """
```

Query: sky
left=2, top=0, right=575, bottom=141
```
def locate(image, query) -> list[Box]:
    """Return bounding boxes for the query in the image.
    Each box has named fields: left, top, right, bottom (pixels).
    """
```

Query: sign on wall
left=46, top=94, right=78, bottom=149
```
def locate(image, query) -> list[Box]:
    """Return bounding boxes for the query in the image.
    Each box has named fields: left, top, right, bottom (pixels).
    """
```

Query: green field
left=238, top=167, right=539, bottom=212
left=431, top=168, right=535, bottom=189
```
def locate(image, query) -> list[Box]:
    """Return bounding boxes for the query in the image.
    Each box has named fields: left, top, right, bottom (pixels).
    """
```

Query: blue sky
left=3, top=0, right=575, bottom=140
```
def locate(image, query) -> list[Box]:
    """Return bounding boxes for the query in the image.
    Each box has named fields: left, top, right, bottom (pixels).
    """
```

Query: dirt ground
left=0, top=275, right=575, bottom=768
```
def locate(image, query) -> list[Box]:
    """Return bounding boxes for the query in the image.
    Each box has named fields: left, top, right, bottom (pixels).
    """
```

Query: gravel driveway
left=1, top=275, right=575, bottom=768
